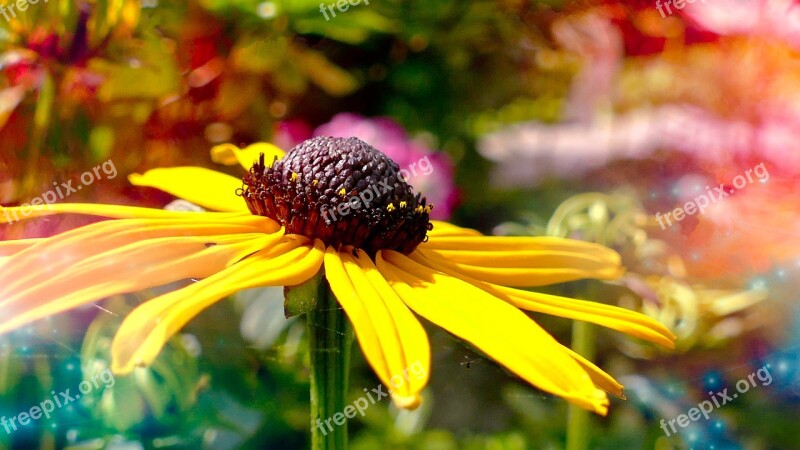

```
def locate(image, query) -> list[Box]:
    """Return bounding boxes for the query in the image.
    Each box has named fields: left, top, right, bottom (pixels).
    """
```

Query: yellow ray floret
left=112, top=238, right=324, bottom=373
left=325, top=248, right=430, bottom=409
left=211, top=142, right=285, bottom=170
left=376, top=251, right=610, bottom=415
left=0, top=216, right=282, bottom=336
left=420, top=235, right=624, bottom=286
left=411, top=249, right=675, bottom=348
left=129, top=167, right=248, bottom=212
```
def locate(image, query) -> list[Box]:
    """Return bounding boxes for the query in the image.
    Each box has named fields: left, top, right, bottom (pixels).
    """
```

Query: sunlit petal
left=111, top=238, right=324, bottom=374
left=411, top=249, right=675, bottom=348
left=211, top=142, right=285, bottom=170
left=129, top=167, right=247, bottom=212
left=0, top=215, right=278, bottom=297
left=0, top=203, right=250, bottom=224
left=428, top=220, right=483, bottom=237
left=377, top=250, right=609, bottom=415
left=325, top=248, right=430, bottom=409
left=420, top=236, right=623, bottom=286
left=561, top=346, right=624, bottom=398
left=0, top=238, right=45, bottom=256
left=0, top=224, right=285, bottom=335
left=424, top=235, right=622, bottom=253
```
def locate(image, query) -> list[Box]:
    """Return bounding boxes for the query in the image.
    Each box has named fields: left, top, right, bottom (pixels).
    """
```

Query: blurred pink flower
left=479, top=104, right=800, bottom=187
left=273, top=118, right=314, bottom=151
left=552, top=10, right=623, bottom=121
left=684, top=0, right=800, bottom=49
left=313, top=113, right=458, bottom=220
left=476, top=3, right=800, bottom=277
left=670, top=176, right=800, bottom=277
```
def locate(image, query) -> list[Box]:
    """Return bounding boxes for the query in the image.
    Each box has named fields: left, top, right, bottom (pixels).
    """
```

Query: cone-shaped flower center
left=241, top=136, right=433, bottom=254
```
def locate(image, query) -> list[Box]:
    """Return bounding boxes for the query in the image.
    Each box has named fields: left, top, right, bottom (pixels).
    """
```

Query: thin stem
left=306, top=277, right=353, bottom=450
left=566, top=320, right=594, bottom=450
left=23, top=71, right=55, bottom=195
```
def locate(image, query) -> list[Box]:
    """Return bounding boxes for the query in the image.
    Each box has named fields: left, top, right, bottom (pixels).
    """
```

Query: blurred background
left=1, top=0, right=799, bottom=448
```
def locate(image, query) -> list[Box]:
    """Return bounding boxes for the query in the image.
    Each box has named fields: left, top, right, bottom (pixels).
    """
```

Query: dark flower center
left=240, top=136, right=433, bottom=254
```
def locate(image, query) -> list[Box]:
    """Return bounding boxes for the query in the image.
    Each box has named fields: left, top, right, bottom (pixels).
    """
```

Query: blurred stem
left=23, top=72, right=55, bottom=195
left=307, top=276, right=353, bottom=450
left=566, top=320, right=595, bottom=450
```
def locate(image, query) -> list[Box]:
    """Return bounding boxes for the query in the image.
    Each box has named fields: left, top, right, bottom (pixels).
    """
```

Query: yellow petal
left=0, top=238, right=276, bottom=333
left=427, top=221, right=483, bottom=237
left=1, top=203, right=249, bottom=224
left=411, top=249, right=675, bottom=348
left=129, top=167, right=247, bottom=212
left=0, top=238, right=45, bottom=256
left=0, top=233, right=279, bottom=336
left=425, top=235, right=620, bottom=253
left=421, top=236, right=623, bottom=286
left=111, top=238, right=323, bottom=374
left=0, top=215, right=277, bottom=298
left=211, top=142, right=285, bottom=170
left=377, top=250, right=609, bottom=415
left=503, top=288, right=675, bottom=348
left=324, top=248, right=430, bottom=409
left=562, top=347, right=625, bottom=398
left=425, top=248, right=618, bottom=269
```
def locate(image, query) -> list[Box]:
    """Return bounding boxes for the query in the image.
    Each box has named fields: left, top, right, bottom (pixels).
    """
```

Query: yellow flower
left=0, top=137, right=674, bottom=415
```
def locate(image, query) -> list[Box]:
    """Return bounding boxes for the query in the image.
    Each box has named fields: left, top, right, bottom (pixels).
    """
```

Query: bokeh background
left=1, top=0, right=799, bottom=448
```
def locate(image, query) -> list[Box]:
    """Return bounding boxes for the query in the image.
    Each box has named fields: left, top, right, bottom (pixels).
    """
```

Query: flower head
left=241, top=136, right=432, bottom=254
left=0, top=137, right=675, bottom=414
left=313, top=113, right=458, bottom=220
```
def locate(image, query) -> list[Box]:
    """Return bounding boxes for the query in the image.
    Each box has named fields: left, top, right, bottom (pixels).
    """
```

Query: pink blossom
left=273, top=119, right=313, bottom=151
left=478, top=104, right=800, bottom=187
left=684, top=0, right=800, bottom=50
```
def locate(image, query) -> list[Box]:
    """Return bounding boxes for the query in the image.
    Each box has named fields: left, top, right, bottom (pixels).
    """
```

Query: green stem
left=566, top=320, right=595, bottom=450
left=307, top=277, right=353, bottom=450
left=23, top=71, right=55, bottom=195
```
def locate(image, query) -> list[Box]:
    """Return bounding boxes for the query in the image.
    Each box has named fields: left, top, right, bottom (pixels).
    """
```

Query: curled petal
left=211, top=142, right=285, bottom=170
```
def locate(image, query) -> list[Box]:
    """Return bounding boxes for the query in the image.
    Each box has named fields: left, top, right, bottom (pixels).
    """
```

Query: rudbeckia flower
left=0, top=136, right=675, bottom=415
